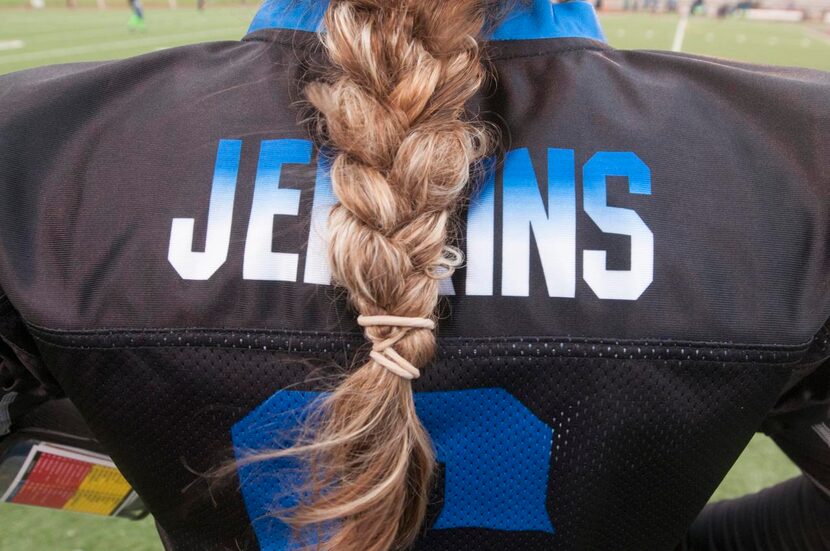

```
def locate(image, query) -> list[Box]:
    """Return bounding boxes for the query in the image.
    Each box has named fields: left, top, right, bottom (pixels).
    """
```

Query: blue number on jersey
left=232, top=388, right=555, bottom=550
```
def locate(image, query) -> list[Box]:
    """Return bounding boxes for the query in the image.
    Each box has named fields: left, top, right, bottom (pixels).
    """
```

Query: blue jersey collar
left=247, top=0, right=606, bottom=43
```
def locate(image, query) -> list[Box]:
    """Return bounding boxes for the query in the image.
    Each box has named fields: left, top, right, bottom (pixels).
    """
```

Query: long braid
left=266, top=2, right=494, bottom=549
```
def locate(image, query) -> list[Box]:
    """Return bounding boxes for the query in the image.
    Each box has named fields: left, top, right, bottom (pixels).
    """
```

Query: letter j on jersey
left=231, top=388, right=555, bottom=550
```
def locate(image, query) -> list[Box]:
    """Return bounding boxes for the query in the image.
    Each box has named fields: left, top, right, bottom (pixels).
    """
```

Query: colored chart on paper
left=1, top=443, right=134, bottom=516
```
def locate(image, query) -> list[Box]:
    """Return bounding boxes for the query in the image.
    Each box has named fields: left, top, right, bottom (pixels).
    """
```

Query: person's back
left=0, top=1, right=828, bottom=550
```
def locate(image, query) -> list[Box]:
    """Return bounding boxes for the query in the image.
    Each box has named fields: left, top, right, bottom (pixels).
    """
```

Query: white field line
left=803, top=25, right=830, bottom=46
left=0, top=40, right=25, bottom=51
left=0, top=28, right=232, bottom=65
left=671, top=12, right=689, bottom=52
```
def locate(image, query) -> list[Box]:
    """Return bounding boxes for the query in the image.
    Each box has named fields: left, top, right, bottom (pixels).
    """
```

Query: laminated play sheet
left=0, top=441, right=140, bottom=517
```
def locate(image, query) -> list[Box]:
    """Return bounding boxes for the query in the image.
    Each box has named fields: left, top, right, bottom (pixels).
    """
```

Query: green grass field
left=0, top=6, right=823, bottom=550
left=1, top=8, right=830, bottom=74
left=601, top=12, right=830, bottom=69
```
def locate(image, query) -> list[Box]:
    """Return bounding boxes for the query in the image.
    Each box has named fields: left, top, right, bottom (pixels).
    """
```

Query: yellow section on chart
left=62, top=464, right=132, bottom=515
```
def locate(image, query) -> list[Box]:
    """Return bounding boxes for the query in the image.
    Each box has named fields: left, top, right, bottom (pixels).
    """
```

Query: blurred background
left=2, top=0, right=830, bottom=74
left=0, top=0, right=825, bottom=548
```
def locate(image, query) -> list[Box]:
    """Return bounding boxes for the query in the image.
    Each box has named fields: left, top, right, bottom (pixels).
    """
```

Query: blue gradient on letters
left=232, top=388, right=554, bottom=550
left=244, top=139, right=312, bottom=281
left=502, top=148, right=576, bottom=297
left=582, top=152, right=653, bottom=300
left=168, top=139, right=241, bottom=280
left=465, top=158, right=496, bottom=296
left=302, top=150, right=456, bottom=294
left=303, top=152, right=336, bottom=285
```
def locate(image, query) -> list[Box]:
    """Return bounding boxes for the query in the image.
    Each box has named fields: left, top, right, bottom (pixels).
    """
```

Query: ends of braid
left=266, top=2, right=498, bottom=550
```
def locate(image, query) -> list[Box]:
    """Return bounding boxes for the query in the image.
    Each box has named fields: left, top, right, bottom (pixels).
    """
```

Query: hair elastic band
left=357, top=315, right=436, bottom=380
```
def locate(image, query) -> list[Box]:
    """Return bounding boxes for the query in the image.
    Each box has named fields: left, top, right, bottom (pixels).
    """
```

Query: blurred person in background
left=127, top=0, right=146, bottom=31
left=0, top=1, right=827, bottom=550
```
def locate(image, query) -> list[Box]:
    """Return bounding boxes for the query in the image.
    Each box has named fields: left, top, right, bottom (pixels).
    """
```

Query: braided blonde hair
left=258, top=1, right=504, bottom=549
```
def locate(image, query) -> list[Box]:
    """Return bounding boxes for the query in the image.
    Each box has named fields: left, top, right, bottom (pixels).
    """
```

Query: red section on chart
left=11, top=452, right=93, bottom=508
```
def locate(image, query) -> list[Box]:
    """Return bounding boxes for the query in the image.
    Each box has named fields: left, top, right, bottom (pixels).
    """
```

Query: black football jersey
left=0, top=1, right=828, bottom=549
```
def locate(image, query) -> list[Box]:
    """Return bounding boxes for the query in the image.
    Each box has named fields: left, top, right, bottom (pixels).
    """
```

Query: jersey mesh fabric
left=26, top=325, right=827, bottom=550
